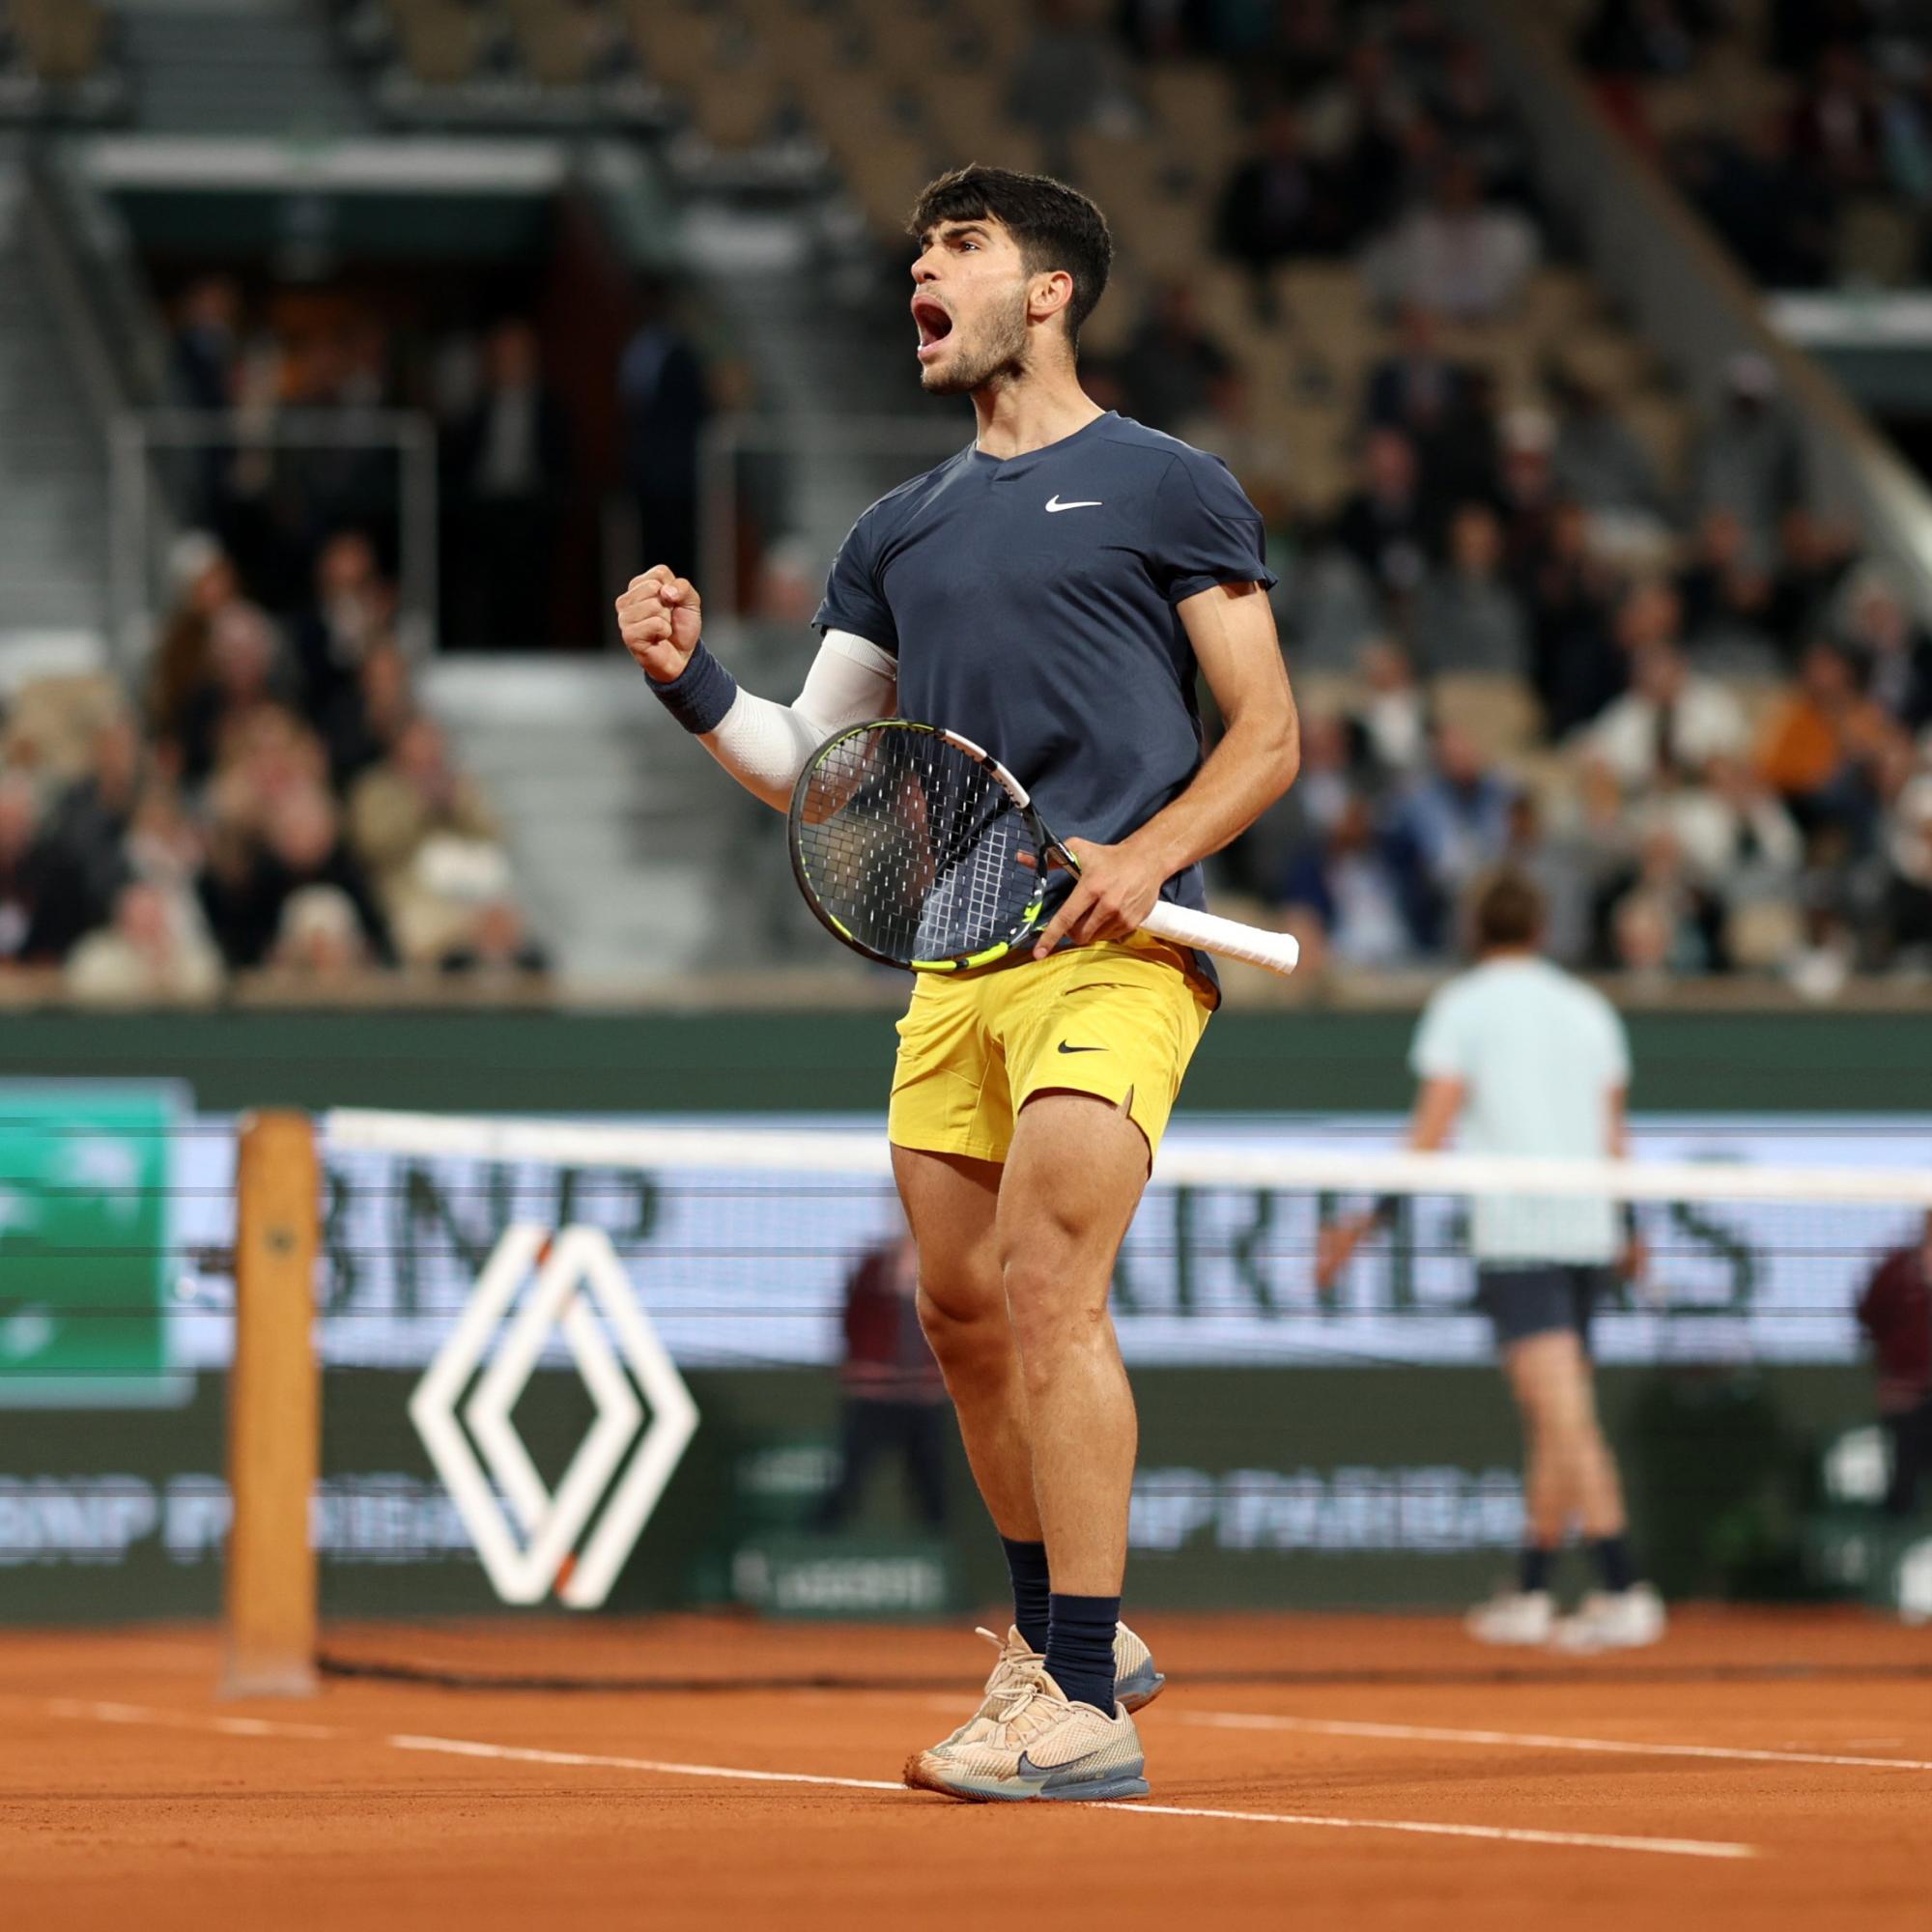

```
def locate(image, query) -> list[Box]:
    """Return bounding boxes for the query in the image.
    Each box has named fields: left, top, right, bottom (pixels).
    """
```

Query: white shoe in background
left=1551, top=1584, right=1668, bottom=1653
left=1465, top=1588, right=1555, bottom=1645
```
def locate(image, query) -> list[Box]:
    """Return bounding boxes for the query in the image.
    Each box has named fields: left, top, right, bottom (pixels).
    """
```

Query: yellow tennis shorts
left=886, top=935, right=1215, bottom=1166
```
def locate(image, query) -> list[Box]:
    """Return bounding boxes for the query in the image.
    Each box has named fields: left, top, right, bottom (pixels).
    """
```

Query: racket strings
left=796, top=727, right=1037, bottom=965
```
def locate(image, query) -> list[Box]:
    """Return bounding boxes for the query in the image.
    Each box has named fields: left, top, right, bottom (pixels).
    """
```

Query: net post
left=222, top=1110, right=322, bottom=1698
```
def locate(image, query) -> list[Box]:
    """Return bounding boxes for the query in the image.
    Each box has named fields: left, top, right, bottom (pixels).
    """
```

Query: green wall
left=8, top=1008, right=1932, bottom=1113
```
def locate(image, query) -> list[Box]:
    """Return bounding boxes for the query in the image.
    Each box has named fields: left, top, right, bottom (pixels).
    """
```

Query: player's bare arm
left=1032, top=580, right=1299, bottom=955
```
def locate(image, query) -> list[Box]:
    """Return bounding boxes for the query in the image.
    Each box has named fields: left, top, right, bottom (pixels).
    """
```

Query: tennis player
left=1318, top=871, right=1665, bottom=1651
left=616, top=165, right=1298, bottom=1800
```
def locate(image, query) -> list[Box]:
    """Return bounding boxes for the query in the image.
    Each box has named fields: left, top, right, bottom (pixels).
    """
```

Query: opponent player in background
left=1318, top=871, right=1666, bottom=1652
left=617, top=166, right=1298, bottom=1800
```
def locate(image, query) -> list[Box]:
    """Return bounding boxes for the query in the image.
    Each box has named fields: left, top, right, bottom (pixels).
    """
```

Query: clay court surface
left=5, top=1611, right=1929, bottom=1930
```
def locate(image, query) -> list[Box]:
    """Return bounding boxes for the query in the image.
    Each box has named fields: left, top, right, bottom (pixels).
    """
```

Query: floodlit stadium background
left=5, top=0, right=1932, bottom=1776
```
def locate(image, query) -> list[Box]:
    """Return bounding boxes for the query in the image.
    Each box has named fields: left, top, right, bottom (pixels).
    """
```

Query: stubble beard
left=921, top=290, right=1030, bottom=397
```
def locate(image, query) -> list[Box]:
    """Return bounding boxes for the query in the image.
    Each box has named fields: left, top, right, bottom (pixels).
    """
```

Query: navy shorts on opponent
left=1475, top=1264, right=1615, bottom=1350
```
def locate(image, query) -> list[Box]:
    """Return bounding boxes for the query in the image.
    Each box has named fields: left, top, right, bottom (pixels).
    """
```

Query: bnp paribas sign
left=0, top=1085, right=189, bottom=1410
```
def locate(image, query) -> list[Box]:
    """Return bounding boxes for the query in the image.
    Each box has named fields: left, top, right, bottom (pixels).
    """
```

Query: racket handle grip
left=1140, top=901, right=1301, bottom=978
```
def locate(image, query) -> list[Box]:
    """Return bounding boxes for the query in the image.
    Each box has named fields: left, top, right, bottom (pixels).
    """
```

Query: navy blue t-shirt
left=812, top=412, right=1276, bottom=980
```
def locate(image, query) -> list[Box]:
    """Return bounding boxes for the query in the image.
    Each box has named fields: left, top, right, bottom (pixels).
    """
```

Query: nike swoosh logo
left=1044, top=496, right=1102, bottom=512
left=1056, top=1041, right=1105, bottom=1054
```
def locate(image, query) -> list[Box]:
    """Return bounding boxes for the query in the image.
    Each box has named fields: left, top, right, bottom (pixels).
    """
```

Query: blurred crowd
left=1040, top=0, right=1932, bottom=988
left=0, top=526, right=548, bottom=1005
left=1581, top=0, right=1932, bottom=289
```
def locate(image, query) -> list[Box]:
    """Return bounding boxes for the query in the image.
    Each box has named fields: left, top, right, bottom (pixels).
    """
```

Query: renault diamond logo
left=409, top=1222, right=698, bottom=1608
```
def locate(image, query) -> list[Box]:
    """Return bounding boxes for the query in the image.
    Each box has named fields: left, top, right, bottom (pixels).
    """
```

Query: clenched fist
left=616, top=565, right=703, bottom=682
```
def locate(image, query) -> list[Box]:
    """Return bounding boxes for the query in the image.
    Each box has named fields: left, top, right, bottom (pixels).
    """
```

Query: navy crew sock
left=1001, top=1537, right=1052, bottom=1655
left=1519, top=1545, right=1554, bottom=1595
left=1045, top=1593, right=1120, bottom=1715
left=1591, top=1535, right=1636, bottom=1594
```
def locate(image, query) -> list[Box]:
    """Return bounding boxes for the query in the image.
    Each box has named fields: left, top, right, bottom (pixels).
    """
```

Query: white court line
left=1183, top=1711, right=1932, bottom=1774
left=33, top=1698, right=1754, bottom=1861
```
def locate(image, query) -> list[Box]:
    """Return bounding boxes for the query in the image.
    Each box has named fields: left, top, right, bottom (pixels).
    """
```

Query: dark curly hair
left=908, top=165, right=1113, bottom=351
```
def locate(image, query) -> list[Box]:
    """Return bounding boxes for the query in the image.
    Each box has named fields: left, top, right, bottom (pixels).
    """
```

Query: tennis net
left=11, top=1100, right=1931, bottom=1687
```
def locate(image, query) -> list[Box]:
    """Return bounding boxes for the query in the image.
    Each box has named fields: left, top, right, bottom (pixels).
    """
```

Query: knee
left=1002, top=1254, right=1108, bottom=1375
left=915, top=1271, right=1009, bottom=1384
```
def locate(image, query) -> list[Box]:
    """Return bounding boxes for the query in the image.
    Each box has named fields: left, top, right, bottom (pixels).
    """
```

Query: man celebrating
left=617, top=166, right=1298, bottom=1800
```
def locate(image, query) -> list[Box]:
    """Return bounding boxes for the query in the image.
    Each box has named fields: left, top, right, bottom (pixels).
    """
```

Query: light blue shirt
left=1410, top=954, right=1631, bottom=1264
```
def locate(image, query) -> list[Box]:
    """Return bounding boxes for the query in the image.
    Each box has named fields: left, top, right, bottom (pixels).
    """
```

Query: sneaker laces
left=972, top=1626, right=1044, bottom=1719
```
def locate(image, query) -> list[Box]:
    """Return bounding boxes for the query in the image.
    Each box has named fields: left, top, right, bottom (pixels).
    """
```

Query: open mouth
left=911, top=297, right=953, bottom=360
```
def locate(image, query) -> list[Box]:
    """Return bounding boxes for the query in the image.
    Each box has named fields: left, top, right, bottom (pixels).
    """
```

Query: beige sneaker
left=931, top=1623, right=1166, bottom=1754
left=905, top=1670, right=1149, bottom=1803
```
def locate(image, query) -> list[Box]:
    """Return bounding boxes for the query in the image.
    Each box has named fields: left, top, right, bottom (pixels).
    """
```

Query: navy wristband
left=649, top=639, right=739, bottom=735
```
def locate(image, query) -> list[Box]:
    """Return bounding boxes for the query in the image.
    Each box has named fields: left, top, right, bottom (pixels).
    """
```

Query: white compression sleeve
left=698, top=629, right=897, bottom=810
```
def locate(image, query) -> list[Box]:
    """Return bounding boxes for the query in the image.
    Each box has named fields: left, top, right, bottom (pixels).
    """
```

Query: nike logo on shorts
left=1056, top=1041, right=1104, bottom=1053
left=1044, top=496, right=1102, bottom=512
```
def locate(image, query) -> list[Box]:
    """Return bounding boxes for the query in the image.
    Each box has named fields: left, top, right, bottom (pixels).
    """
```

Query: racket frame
left=787, top=719, right=1055, bottom=973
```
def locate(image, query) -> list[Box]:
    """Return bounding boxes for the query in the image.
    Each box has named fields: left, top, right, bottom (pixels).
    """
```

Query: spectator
left=322, top=638, right=414, bottom=787
left=444, top=320, right=571, bottom=650
left=1756, top=638, right=1896, bottom=832
left=619, top=278, right=711, bottom=582
left=171, top=600, right=297, bottom=788
left=0, top=773, right=78, bottom=966
left=1214, top=105, right=1344, bottom=310
left=1769, top=508, right=1859, bottom=653
left=1582, top=625, right=1749, bottom=792
left=438, top=896, right=552, bottom=980
left=172, top=275, right=242, bottom=412
left=1118, top=282, right=1234, bottom=433
left=42, top=713, right=144, bottom=936
left=268, top=884, right=373, bottom=981
left=349, top=716, right=503, bottom=960
left=1300, top=36, right=1411, bottom=237
left=1875, top=770, right=1932, bottom=967
left=1363, top=155, right=1539, bottom=324
left=1855, top=1214, right=1932, bottom=1516
left=1600, top=825, right=1729, bottom=975
left=1428, top=37, right=1531, bottom=204
left=1676, top=507, right=1776, bottom=663
left=200, top=786, right=391, bottom=969
left=1410, top=501, right=1529, bottom=675
left=1364, top=304, right=1477, bottom=444
left=1523, top=497, right=1625, bottom=735
left=812, top=1224, right=949, bottom=1533
left=1350, top=637, right=1430, bottom=780
left=1838, top=564, right=1932, bottom=730
left=148, top=538, right=253, bottom=757
left=1386, top=720, right=1518, bottom=945
left=64, top=879, right=223, bottom=1008
left=1330, top=428, right=1433, bottom=598
left=348, top=715, right=498, bottom=885
left=289, top=529, right=396, bottom=722
left=1279, top=792, right=1418, bottom=966
left=1692, top=355, right=1806, bottom=567
left=1549, top=370, right=1664, bottom=519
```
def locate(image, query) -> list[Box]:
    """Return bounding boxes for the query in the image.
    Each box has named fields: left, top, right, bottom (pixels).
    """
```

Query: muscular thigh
left=996, top=1091, right=1151, bottom=1312
left=893, top=1143, right=1003, bottom=1320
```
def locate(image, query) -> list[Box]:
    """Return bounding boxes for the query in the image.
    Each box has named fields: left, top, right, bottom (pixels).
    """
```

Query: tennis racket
left=787, top=718, right=1301, bottom=977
